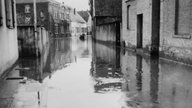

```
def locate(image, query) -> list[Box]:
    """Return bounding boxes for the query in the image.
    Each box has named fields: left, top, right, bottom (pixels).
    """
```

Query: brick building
left=122, top=0, right=192, bottom=64
left=90, top=0, right=122, bottom=45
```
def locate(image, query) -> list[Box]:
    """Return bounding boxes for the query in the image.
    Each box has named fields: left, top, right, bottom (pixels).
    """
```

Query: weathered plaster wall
left=121, top=0, right=152, bottom=50
left=95, top=24, right=116, bottom=43
left=160, top=0, right=192, bottom=64
left=0, top=0, right=18, bottom=76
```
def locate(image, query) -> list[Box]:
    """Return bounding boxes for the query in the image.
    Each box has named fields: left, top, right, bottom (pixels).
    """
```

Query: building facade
left=69, top=9, right=87, bottom=37
left=0, top=0, right=19, bottom=76
left=122, top=0, right=192, bottom=64
left=78, top=11, right=92, bottom=35
left=90, top=0, right=122, bottom=45
left=122, top=0, right=160, bottom=53
left=16, top=0, right=71, bottom=57
left=160, top=0, right=192, bottom=64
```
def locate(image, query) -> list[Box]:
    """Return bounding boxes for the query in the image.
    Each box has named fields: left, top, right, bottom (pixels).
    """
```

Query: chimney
left=74, top=8, right=76, bottom=15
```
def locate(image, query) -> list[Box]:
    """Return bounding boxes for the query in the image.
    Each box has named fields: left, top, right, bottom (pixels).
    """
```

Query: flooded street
left=1, top=37, right=192, bottom=108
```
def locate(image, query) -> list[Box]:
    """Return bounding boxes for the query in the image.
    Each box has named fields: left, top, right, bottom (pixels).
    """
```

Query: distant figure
left=79, top=34, right=85, bottom=41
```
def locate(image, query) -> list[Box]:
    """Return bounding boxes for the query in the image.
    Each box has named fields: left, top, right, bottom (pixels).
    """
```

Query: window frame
left=5, top=0, right=15, bottom=29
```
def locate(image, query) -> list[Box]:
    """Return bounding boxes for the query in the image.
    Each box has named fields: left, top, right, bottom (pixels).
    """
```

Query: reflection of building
left=121, top=49, right=192, bottom=108
left=50, top=38, right=74, bottom=71
left=91, top=42, right=122, bottom=93
left=18, top=43, right=50, bottom=82
left=0, top=0, right=19, bottom=76
left=121, top=53, right=159, bottom=108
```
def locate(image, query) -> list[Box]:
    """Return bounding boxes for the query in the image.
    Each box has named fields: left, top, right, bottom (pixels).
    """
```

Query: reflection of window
left=55, top=24, right=59, bottom=34
left=5, top=0, right=15, bottom=28
left=25, top=5, right=30, bottom=13
left=0, top=0, right=2, bottom=26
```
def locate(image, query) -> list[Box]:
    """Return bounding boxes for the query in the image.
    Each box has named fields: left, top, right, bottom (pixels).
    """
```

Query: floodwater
left=1, top=37, right=192, bottom=108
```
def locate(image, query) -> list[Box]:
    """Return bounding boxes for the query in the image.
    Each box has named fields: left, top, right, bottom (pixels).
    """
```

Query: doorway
left=137, top=14, right=143, bottom=48
left=116, top=21, right=121, bottom=46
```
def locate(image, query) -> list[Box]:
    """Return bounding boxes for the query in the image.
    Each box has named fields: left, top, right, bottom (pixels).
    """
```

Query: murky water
left=1, top=37, right=192, bottom=108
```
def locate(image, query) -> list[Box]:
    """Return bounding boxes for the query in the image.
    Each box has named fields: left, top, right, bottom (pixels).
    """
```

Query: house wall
left=121, top=0, right=152, bottom=50
left=91, top=0, right=122, bottom=44
left=70, top=22, right=87, bottom=37
left=95, top=24, right=116, bottom=43
left=160, top=0, right=192, bottom=64
left=0, top=0, right=18, bottom=76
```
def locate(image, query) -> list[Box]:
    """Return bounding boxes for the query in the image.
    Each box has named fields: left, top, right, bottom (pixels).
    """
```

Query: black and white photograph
left=0, top=0, right=192, bottom=108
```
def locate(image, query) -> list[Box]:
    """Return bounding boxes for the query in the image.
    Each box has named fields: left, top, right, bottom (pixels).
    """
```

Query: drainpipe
left=33, top=0, right=38, bottom=57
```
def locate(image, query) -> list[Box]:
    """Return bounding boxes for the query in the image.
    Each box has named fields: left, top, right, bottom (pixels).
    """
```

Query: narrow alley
left=1, top=0, right=192, bottom=108
left=1, top=37, right=192, bottom=108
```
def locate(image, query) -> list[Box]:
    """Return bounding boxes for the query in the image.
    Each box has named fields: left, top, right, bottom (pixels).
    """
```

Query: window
left=25, top=5, right=30, bottom=13
left=0, top=0, right=2, bottom=26
left=175, top=0, right=190, bottom=35
left=127, top=5, right=130, bottom=29
left=5, top=0, right=15, bottom=28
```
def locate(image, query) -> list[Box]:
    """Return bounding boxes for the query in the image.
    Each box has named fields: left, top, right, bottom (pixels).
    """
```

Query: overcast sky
left=56, top=0, right=89, bottom=11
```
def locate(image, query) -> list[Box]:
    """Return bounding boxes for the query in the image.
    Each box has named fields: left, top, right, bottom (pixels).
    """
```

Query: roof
left=77, top=11, right=90, bottom=22
left=70, top=12, right=86, bottom=23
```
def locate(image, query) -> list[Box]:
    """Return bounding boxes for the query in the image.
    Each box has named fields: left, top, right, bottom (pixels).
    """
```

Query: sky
left=56, top=0, right=90, bottom=11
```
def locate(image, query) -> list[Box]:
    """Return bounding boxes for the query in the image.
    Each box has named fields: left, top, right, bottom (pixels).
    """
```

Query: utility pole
left=33, top=0, right=38, bottom=57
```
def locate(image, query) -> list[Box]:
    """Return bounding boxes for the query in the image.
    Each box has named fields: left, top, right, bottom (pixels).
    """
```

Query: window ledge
left=173, top=34, right=191, bottom=39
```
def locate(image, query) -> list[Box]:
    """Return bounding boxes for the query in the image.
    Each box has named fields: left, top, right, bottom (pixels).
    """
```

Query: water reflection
left=136, top=54, right=143, bottom=91
left=150, top=56, right=159, bottom=106
left=16, top=37, right=92, bottom=82
left=7, top=37, right=192, bottom=108
left=91, top=42, right=122, bottom=93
